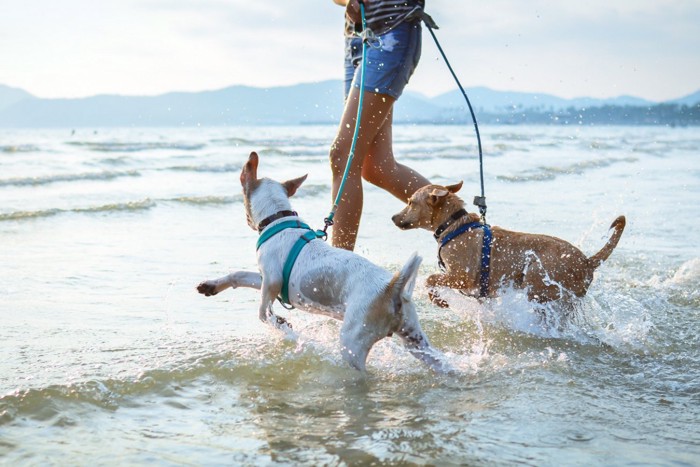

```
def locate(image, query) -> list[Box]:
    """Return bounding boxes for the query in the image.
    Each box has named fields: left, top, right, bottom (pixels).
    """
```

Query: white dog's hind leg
left=257, top=277, right=293, bottom=332
left=197, top=271, right=262, bottom=296
left=258, top=277, right=277, bottom=322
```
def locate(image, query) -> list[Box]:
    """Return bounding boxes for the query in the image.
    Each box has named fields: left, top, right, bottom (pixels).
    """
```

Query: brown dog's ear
left=240, top=151, right=259, bottom=187
left=446, top=181, right=463, bottom=193
left=427, top=187, right=449, bottom=207
left=282, top=174, right=308, bottom=197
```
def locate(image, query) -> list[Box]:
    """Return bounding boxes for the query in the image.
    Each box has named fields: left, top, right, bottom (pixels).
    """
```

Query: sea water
left=1, top=124, right=699, bottom=465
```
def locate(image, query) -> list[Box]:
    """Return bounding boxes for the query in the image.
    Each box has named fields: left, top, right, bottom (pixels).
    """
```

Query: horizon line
left=3, top=80, right=698, bottom=104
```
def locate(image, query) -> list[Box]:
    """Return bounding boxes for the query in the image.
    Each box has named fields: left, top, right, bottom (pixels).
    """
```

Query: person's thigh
left=351, top=21, right=422, bottom=100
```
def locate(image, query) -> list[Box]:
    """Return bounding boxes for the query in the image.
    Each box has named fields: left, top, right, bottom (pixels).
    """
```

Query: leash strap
left=479, top=224, right=492, bottom=298
left=323, top=1, right=369, bottom=234
left=438, top=222, right=492, bottom=298
left=421, top=11, right=487, bottom=222
left=256, top=220, right=310, bottom=251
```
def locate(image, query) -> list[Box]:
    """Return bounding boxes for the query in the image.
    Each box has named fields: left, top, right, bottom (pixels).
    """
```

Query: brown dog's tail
left=588, top=215, right=626, bottom=269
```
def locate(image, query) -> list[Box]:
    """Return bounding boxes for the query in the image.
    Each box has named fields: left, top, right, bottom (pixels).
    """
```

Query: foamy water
left=1, top=124, right=699, bottom=464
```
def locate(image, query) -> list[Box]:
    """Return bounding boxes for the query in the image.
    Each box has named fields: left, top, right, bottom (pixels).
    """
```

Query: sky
left=1, top=0, right=699, bottom=102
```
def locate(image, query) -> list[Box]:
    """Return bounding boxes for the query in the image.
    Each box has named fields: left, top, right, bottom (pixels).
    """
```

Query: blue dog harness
left=256, top=212, right=325, bottom=306
left=435, top=210, right=493, bottom=298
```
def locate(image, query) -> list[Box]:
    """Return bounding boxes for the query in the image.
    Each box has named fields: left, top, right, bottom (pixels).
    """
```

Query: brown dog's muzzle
left=392, top=212, right=414, bottom=230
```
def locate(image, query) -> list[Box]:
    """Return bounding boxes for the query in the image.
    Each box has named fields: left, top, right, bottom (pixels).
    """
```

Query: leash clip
left=357, top=28, right=382, bottom=49
left=320, top=217, right=334, bottom=241
left=473, top=195, right=487, bottom=222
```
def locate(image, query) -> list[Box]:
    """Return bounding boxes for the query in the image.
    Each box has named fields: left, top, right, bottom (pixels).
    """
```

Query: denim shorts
left=344, top=20, right=422, bottom=100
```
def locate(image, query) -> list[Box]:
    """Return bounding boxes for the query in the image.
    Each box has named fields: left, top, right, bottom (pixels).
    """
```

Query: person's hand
left=346, top=0, right=368, bottom=24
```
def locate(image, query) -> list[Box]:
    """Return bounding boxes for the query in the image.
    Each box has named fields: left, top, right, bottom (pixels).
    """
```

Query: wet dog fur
left=392, top=182, right=626, bottom=306
left=197, top=152, right=452, bottom=373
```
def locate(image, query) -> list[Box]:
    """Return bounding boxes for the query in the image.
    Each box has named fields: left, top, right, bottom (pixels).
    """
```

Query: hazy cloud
left=1, top=0, right=697, bottom=100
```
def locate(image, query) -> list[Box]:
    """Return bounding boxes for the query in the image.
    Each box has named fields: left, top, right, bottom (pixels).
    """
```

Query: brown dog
left=392, top=182, right=626, bottom=305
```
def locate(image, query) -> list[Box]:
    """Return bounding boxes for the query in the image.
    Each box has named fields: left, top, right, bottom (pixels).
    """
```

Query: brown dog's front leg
left=426, top=273, right=451, bottom=307
left=426, top=272, right=480, bottom=306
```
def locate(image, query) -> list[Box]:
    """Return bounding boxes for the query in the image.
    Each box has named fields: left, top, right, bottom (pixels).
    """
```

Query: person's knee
left=330, top=139, right=366, bottom=180
left=362, top=160, right=392, bottom=188
left=361, top=164, right=382, bottom=187
left=329, top=140, right=349, bottom=178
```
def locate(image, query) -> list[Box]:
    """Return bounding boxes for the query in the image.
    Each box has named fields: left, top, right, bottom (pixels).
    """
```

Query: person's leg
left=362, top=107, right=430, bottom=202
left=329, top=87, right=396, bottom=250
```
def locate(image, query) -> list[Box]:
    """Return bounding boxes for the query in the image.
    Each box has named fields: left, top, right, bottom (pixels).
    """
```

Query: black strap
left=257, top=210, right=297, bottom=233
left=433, top=209, right=467, bottom=240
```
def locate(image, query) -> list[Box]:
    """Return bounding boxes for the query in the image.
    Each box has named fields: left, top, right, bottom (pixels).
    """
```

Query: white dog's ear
left=446, top=181, right=463, bottom=193
left=240, top=151, right=259, bottom=187
left=428, top=187, right=449, bottom=207
left=282, top=174, right=308, bottom=197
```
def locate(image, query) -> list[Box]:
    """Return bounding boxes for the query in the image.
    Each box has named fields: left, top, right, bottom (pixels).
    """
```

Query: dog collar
left=257, top=210, right=298, bottom=233
left=433, top=209, right=467, bottom=240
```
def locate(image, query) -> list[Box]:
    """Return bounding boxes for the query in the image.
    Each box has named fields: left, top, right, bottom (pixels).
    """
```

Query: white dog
left=197, top=152, right=451, bottom=373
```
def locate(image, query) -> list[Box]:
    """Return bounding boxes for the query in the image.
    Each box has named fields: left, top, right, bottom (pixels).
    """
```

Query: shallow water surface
left=1, top=125, right=699, bottom=465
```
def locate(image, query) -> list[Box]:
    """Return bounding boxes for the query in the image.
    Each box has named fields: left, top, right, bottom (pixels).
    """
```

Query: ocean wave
left=167, top=163, right=241, bottom=173
left=211, top=134, right=331, bottom=147
left=209, top=136, right=255, bottom=146
left=0, top=200, right=156, bottom=221
left=497, top=156, right=638, bottom=183
left=0, top=195, right=250, bottom=222
left=93, top=156, right=135, bottom=166
left=0, top=170, right=140, bottom=187
left=400, top=150, right=480, bottom=161
left=295, top=183, right=331, bottom=199
left=0, top=144, right=40, bottom=153
left=0, top=337, right=340, bottom=426
left=584, top=140, right=621, bottom=151
left=0, top=317, right=480, bottom=427
left=66, top=141, right=206, bottom=152
left=659, top=258, right=700, bottom=307
left=168, top=195, right=242, bottom=205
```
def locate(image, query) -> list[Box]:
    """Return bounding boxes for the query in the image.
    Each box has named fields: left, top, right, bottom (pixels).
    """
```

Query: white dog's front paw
left=270, top=313, right=293, bottom=331
left=196, top=280, right=218, bottom=296
left=428, top=289, right=450, bottom=308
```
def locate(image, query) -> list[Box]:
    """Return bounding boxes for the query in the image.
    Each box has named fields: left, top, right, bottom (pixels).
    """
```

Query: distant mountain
left=0, top=81, right=344, bottom=127
left=0, top=81, right=697, bottom=128
left=0, top=84, right=35, bottom=112
left=670, top=90, right=700, bottom=106
left=431, top=87, right=655, bottom=112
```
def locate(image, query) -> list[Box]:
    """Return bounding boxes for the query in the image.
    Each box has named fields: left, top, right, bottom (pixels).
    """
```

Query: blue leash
left=421, top=13, right=488, bottom=222
left=324, top=6, right=489, bottom=231
left=323, top=0, right=369, bottom=235
left=261, top=5, right=492, bottom=304
left=256, top=3, right=371, bottom=307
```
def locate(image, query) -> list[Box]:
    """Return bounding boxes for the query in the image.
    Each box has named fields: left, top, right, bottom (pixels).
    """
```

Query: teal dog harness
left=256, top=213, right=325, bottom=306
